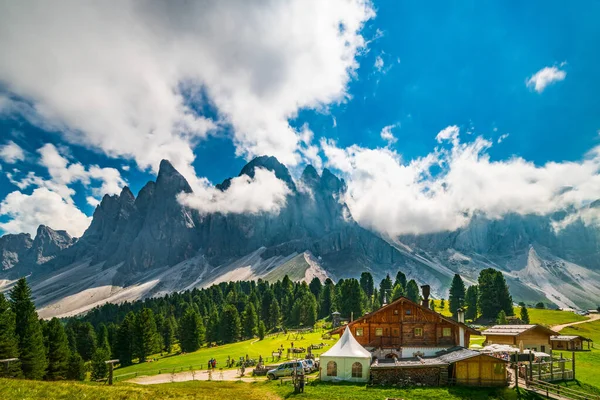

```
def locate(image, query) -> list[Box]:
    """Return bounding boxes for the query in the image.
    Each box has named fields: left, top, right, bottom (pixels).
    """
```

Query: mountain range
left=1, top=156, right=599, bottom=318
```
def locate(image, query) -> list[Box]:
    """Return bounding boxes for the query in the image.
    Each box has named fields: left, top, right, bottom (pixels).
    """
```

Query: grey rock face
left=0, top=233, right=33, bottom=270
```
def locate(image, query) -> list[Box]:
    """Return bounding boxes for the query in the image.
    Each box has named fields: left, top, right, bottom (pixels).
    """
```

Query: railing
left=526, top=378, right=600, bottom=400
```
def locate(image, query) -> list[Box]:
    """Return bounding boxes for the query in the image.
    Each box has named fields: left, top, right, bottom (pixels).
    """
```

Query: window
left=541, top=345, right=546, bottom=352
left=405, top=309, right=412, bottom=315
left=443, top=327, right=451, bottom=337
left=375, top=328, right=383, bottom=336
left=351, top=362, right=363, bottom=378
left=327, top=361, right=337, bottom=376
left=355, top=328, right=364, bottom=337
left=414, top=327, right=423, bottom=337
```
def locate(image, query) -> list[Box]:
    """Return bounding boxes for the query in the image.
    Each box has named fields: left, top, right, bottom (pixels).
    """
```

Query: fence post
left=514, top=352, right=518, bottom=390
left=572, top=351, right=575, bottom=380
left=550, top=357, right=553, bottom=381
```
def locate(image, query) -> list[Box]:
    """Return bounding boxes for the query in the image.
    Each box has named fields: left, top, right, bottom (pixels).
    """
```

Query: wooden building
left=330, top=294, right=479, bottom=358
left=450, top=352, right=509, bottom=386
left=551, top=335, right=592, bottom=351
left=483, top=325, right=557, bottom=353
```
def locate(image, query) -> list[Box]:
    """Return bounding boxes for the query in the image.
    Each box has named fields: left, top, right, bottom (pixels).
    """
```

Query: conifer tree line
left=448, top=268, right=514, bottom=321
left=0, top=267, right=515, bottom=381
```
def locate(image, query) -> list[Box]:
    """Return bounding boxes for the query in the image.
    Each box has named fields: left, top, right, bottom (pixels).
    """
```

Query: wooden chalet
left=551, top=335, right=592, bottom=351
left=483, top=325, right=557, bottom=353
left=330, top=290, right=479, bottom=358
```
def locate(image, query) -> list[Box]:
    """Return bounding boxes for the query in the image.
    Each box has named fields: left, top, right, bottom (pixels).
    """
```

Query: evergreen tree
left=242, top=303, right=258, bottom=338
left=135, top=308, right=159, bottom=362
left=66, top=353, right=85, bottom=381
left=464, top=285, right=479, bottom=320
left=494, top=272, right=514, bottom=316
left=268, top=300, right=281, bottom=330
left=258, top=321, right=266, bottom=340
left=106, top=323, right=118, bottom=359
left=219, top=304, right=241, bottom=344
left=206, top=310, right=220, bottom=344
left=371, top=289, right=381, bottom=311
left=319, top=279, right=335, bottom=318
left=179, top=307, right=205, bottom=352
left=44, top=318, right=70, bottom=380
left=449, top=274, right=466, bottom=317
left=478, top=268, right=514, bottom=318
left=379, top=274, right=393, bottom=304
left=405, top=279, right=420, bottom=303
left=65, top=326, right=77, bottom=354
left=394, top=271, right=407, bottom=291
left=308, top=277, right=323, bottom=300
left=96, top=323, right=110, bottom=353
left=338, top=279, right=366, bottom=319
left=91, top=347, right=110, bottom=381
left=75, top=322, right=97, bottom=361
left=429, top=299, right=436, bottom=311
left=359, top=272, right=374, bottom=298
left=391, top=284, right=404, bottom=301
left=115, top=312, right=136, bottom=366
left=520, top=305, right=530, bottom=324
left=497, top=310, right=508, bottom=324
left=291, top=293, right=318, bottom=327
left=9, top=278, right=47, bottom=379
left=260, top=289, right=275, bottom=323
left=0, top=293, right=20, bottom=377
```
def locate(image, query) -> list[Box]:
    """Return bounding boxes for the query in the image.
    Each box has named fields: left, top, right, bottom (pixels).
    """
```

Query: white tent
left=320, top=327, right=372, bottom=382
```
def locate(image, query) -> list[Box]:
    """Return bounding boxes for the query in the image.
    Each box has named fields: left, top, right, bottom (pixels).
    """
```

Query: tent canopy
left=321, top=326, right=371, bottom=358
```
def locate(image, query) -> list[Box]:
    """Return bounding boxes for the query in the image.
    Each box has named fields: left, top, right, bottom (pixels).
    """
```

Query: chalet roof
left=321, top=325, right=371, bottom=359
left=551, top=335, right=592, bottom=342
left=330, top=296, right=480, bottom=336
left=370, top=347, right=508, bottom=369
left=436, top=347, right=485, bottom=363
left=483, top=324, right=557, bottom=337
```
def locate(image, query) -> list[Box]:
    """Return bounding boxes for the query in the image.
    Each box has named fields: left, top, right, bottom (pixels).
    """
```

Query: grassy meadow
left=0, top=378, right=544, bottom=400
left=556, top=319, right=600, bottom=393
left=512, top=307, right=587, bottom=327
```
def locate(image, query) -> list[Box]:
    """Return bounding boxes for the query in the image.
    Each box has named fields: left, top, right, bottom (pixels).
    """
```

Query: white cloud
left=380, top=124, right=398, bottom=145
left=178, top=168, right=291, bottom=215
left=526, top=66, right=566, bottom=93
left=86, top=196, right=100, bottom=207
left=0, top=188, right=91, bottom=237
left=322, top=127, right=600, bottom=236
left=121, top=165, right=130, bottom=172
left=0, top=140, right=25, bottom=163
left=0, top=0, right=374, bottom=182
left=435, top=125, right=460, bottom=144
left=497, top=133, right=509, bottom=143
left=374, top=56, right=384, bottom=72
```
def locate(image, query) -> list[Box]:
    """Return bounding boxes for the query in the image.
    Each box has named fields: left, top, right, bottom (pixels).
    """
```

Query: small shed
left=483, top=325, right=557, bottom=353
left=441, top=349, right=509, bottom=386
left=320, top=326, right=371, bottom=382
left=550, top=335, right=592, bottom=351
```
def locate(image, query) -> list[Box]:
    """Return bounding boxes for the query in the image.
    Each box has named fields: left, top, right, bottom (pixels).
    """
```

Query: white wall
left=319, top=356, right=370, bottom=383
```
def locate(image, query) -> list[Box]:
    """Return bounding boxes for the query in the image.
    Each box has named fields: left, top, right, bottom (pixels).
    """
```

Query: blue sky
left=1, top=0, right=600, bottom=238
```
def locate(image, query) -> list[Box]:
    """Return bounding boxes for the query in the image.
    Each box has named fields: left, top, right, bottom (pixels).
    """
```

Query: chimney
left=421, top=285, right=430, bottom=309
left=457, top=308, right=465, bottom=323
left=351, top=312, right=354, bottom=322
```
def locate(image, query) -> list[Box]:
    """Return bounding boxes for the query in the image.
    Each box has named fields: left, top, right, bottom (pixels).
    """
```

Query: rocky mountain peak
left=0, top=232, right=33, bottom=270
left=301, top=165, right=320, bottom=187
left=239, top=155, right=296, bottom=190
left=320, top=168, right=344, bottom=193
left=156, top=159, right=192, bottom=195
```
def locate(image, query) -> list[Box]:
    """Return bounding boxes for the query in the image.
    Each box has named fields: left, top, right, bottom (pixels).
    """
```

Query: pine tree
left=65, top=326, right=77, bottom=354
left=371, top=289, right=381, bottom=311
left=115, top=312, right=136, bottom=366
left=494, top=272, right=514, bottom=316
left=242, top=303, right=258, bottom=338
left=9, top=278, right=47, bottom=379
left=206, top=310, right=220, bottom=344
left=359, top=272, right=374, bottom=298
left=135, top=308, right=159, bottom=362
left=75, top=322, right=97, bottom=361
left=268, top=300, right=281, bottom=330
left=308, top=277, right=323, bottom=300
left=394, top=271, right=407, bottom=291
left=339, top=279, right=366, bottom=319
left=219, top=304, right=241, bottom=344
left=497, top=310, right=508, bottom=324
left=96, top=323, right=111, bottom=353
left=391, top=284, right=404, bottom=301
left=179, top=307, right=205, bottom=352
left=478, top=268, right=514, bottom=318
left=405, top=279, right=420, bottom=303
left=44, top=318, right=70, bottom=380
left=66, top=353, right=85, bottom=381
left=91, top=347, right=110, bottom=381
left=319, top=279, right=335, bottom=318
left=520, top=305, right=530, bottom=324
left=0, top=293, right=20, bottom=377
left=429, top=299, right=436, bottom=311
left=162, top=315, right=176, bottom=352
left=291, top=293, right=318, bottom=327
left=379, top=274, right=393, bottom=304
left=449, top=274, right=466, bottom=317
left=260, top=289, right=275, bottom=323
left=464, top=285, right=479, bottom=320
left=257, top=321, right=266, bottom=340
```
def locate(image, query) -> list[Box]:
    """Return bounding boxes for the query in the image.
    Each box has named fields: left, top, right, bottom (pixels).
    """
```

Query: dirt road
left=130, top=368, right=268, bottom=385
left=552, top=313, right=600, bottom=332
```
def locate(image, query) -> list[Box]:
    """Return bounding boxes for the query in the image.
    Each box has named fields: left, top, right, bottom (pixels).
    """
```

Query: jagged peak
left=156, top=159, right=192, bottom=194
left=320, top=168, right=344, bottom=193
left=120, top=186, right=135, bottom=201
left=239, top=155, right=296, bottom=190
left=301, top=164, right=320, bottom=181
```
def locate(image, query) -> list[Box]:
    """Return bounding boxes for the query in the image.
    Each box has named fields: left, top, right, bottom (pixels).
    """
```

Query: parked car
left=267, top=361, right=304, bottom=380
left=303, top=359, right=315, bottom=372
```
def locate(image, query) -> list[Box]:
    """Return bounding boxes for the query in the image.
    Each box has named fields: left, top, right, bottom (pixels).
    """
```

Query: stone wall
left=370, top=367, right=444, bottom=386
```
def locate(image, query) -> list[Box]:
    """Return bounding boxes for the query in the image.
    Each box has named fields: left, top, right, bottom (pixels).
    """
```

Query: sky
left=1, top=0, right=600, bottom=238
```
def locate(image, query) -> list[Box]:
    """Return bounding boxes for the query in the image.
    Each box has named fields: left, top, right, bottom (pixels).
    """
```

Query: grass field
left=0, top=378, right=543, bottom=400
left=557, top=319, right=600, bottom=393
left=114, top=330, right=330, bottom=379
left=512, top=307, right=587, bottom=327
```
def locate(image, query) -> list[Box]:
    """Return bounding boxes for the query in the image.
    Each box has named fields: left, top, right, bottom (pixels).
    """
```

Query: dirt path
left=130, top=368, right=268, bottom=385
left=552, top=313, right=600, bottom=332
